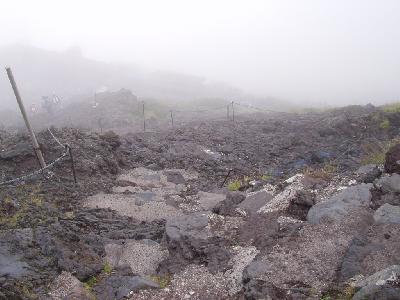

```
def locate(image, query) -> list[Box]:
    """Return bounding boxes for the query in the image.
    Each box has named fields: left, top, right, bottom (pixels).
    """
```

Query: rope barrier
left=0, top=149, right=69, bottom=186
left=0, top=128, right=76, bottom=186
left=47, top=127, right=65, bottom=148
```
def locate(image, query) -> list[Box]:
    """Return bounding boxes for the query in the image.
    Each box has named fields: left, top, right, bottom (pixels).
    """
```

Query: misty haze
left=1, top=1, right=400, bottom=300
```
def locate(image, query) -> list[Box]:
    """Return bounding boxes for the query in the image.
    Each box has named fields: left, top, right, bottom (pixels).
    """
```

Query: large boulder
left=376, top=174, right=400, bottom=193
left=355, top=164, right=381, bottom=183
left=340, top=224, right=400, bottom=282
left=48, top=271, right=93, bottom=300
left=239, top=190, right=273, bottom=214
left=307, top=184, right=373, bottom=224
left=374, top=204, right=400, bottom=224
left=385, top=143, right=400, bottom=174
left=352, top=265, right=400, bottom=300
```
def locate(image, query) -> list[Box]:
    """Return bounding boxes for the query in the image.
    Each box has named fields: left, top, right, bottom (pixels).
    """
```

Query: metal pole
left=170, top=110, right=174, bottom=126
left=231, top=101, right=235, bottom=122
left=142, top=102, right=146, bottom=132
left=6, top=67, right=46, bottom=168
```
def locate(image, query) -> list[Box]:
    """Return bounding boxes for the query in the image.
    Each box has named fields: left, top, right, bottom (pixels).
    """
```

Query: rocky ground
left=0, top=105, right=400, bottom=299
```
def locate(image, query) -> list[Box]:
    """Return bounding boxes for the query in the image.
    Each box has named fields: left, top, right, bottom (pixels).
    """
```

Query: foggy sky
left=1, top=0, right=400, bottom=105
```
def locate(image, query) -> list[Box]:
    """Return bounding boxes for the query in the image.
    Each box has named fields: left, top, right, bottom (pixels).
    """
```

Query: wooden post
left=68, top=146, right=77, bottom=184
left=231, top=101, right=235, bottom=122
left=227, top=105, right=230, bottom=121
left=170, top=110, right=174, bottom=126
left=142, top=102, right=146, bottom=132
left=6, top=67, right=46, bottom=168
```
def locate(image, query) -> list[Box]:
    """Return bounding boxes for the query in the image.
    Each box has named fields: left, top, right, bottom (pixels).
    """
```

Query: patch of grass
left=382, top=102, right=400, bottom=113
left=102, top=262, right=112, bottom=274
left=149, top=274, right=172, bottom=288
left=320, top=285, right=356, bottom=300
left=84, top=276, right=98, bottom=290
left=261, top=174, right=272, bottom=181
left=0, top=184, right=44, bottom=228
left=227, top=180, right=241, bottom=191
left=361, top=138, right=400, bottom=165
left=304, top=162, right=337, bottom=180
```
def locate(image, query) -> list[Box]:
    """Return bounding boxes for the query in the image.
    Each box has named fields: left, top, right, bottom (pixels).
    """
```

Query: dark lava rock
left=163, top=212, right=230, bottom=274
left=163, top=170, right=185, bottom=184
left=352, top=265, right=400, bottom=300
left=33, top=209, right=165, bottom=281
left=242, top=261, right=290, bottom=300
left=239, top=190, right=273, bottom=215
left=307, top=184, right=372, bottom=224
left=385, top=143, right=400, bottom=174
left=212, top=192, right=246, bottom=216
left=374, top=204, right=400, bottom=224
left=100, top=131, right=121, bottom=150
left=0, top=143, right=33, bottom=160
left=376, top=174, right=400, bottom=194
left=372, top=192, right=400, bottom=209
left=93, top=266, right=159, bottom=300
left=355, top=164, right=382, bottom=183
left=287, top=190, right=315, bottom=220
left=340, top=224, right=400, bottom=282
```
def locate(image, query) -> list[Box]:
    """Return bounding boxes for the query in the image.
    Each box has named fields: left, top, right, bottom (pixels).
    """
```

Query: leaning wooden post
left=170, top=110, right=174, bottom=126
left=6, top=67, right=46, bottom=168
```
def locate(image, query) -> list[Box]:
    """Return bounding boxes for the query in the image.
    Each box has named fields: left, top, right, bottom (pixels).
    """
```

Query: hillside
left=0, top=45, right=246, bottom=110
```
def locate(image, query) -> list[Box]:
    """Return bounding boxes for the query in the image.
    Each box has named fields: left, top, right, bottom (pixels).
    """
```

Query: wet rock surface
left=1, top=107, right=400, bottom=299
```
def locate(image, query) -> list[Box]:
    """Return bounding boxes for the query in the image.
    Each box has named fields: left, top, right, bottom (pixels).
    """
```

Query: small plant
left=83, top=276, right=98, bottom=291
left=103, top=262, right=112, bottom=274
left=227, top=180, right=241, bottom=191
left=150, top=274, right=172, bottom=288
left=304, top=162, right=337, bottom=180
left=379, top=118, right=390, bottom=130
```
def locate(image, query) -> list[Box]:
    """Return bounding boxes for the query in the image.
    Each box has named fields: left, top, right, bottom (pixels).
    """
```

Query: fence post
left=67, top=145, right=77, bottom=184
left=170, top=110, right=174, bottom=126
left=6, top=67, right=46, bottom=169
left=142, top=102, right=146, bottom=132
left=227, top=105, right=230, bottom=121
left=231, top=101, right=235, bottom=122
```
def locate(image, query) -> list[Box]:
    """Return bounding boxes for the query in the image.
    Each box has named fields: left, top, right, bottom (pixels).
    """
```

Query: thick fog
left=1, top=0, right=400, bottom=106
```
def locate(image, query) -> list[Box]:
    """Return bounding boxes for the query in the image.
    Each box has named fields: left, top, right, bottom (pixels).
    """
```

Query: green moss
left=227, top=180, right=241, bottom=191
left=261, top=174, right=272, bottom=181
